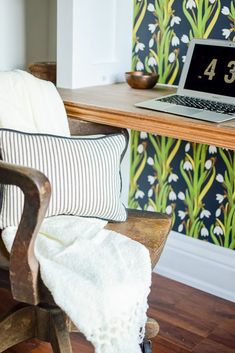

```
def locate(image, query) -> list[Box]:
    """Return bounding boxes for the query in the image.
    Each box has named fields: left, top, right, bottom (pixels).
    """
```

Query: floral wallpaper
left=129, top=0, right=235, bottom=250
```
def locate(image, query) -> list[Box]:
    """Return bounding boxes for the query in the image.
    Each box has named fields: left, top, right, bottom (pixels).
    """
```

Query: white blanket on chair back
left=0, top=70, right=70, bottom=135
left=2, top=215, right=151, bottom=353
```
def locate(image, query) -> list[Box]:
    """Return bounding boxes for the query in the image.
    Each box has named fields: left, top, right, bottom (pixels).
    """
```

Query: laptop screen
left=184, top=44, right=235, bottom=98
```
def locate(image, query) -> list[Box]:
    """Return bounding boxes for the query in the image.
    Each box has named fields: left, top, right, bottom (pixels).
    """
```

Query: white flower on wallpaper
left=165, top=205, right=173, bottom=215
left=148, top=56, right=157, bottom=67
left=186, top=0, right=196, bottom=10
left=149, top=38, right=154, bottom=48
left=221, top=6, right=230, bottom=15
left=135, top=190, right=145, bottom=199
left=185, top=143, right=191, bottom=152
left=222, top=28, right=231, bottom=39
left=136, top=60, right=144, bottom=70
left=178, top=192, right=185, bottom=200
left=178, top=210, right=186, bottom=220
left=140, top=132, right=148, bottom=139
left=168, top=173, right=178, bottom=183
left=216, top=174, right=224, bottom=183
left=215, top=208, right=221, bottom=217
left=168, top=52, right=176, bottom=63
left=209, top=0, right=216, bottom=4
left=216, top=194, right=224, bottom=204
left=148, top=175, right=155, bottom=185
left=209, top=145, right=217, bottom=154
left=170, top=16, right=181, bottom=27
left=183, top=160, right=193, bottom=171
left=182, top=56, right=186, bottom=63
left=148, top=188, right=153, bottom=197
left=172, top=35, right=180, bottom=47
left=137, top=144, right=144, bottom=154
left=181, top=34, right=189, bottom=43
left=147, top=157, right=154, bottom=166
left=147, top=205, right=155, bottom=211
left=147, top=3, right=155, bottom=12
left=205, top=160, right=212, bottom=170
left=178, top=224, right=184, bottom=232
left=200, top=210, right=211, bottom=219
left=201, top=227, right=209, bottom=237
left=135, top=42, right=145, bottom=53
left=148, top=24, right=156, bottom=33
left=169, top=190, right=177, bottom=201
left=214, top=225, right=223, bottom=236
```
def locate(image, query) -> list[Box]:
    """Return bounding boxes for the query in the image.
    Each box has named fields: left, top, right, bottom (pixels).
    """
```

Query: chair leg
left=0, top=306, right=36, bottom=352
left=50, top=309, right=73, bottom=353
left=140, top=340, right=152, bottom=353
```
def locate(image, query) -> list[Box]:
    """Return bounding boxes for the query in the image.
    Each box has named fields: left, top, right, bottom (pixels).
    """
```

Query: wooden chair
left=0, top=118, right=171, bottom=353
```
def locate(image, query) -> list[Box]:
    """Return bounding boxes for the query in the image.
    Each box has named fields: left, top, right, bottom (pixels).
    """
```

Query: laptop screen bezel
left=177, top=38, right=235, bottom=104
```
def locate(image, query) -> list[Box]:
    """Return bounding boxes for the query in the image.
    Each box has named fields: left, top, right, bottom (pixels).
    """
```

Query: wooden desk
left=59, top=83, right=235, bottom=149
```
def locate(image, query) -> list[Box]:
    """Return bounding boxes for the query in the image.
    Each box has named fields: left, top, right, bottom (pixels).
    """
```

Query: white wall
left=26, top=0, right=56, bottom=66
left=0, top=0, right=26, bottom=70
left=57, top=0, right=133, bottom=88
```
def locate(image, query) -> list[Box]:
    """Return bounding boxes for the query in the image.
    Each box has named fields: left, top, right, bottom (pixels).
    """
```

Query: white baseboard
left=155, top=231, right=235, bottom=302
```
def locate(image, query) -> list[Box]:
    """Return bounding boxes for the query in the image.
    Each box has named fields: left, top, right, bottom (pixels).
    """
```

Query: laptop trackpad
left=167, top=106, right=199, bottom=115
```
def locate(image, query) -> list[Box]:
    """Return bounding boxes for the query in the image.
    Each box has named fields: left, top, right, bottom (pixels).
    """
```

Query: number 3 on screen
left=204, top=59, right=235, bottom=84
left=224, top=61, right=235, bottom=84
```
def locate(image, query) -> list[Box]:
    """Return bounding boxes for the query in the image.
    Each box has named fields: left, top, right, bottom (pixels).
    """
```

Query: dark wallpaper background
left=129, top=0, right=235, bottom=249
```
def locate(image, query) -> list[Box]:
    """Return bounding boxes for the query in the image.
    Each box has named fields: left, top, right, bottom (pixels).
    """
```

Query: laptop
left=135, top=39, right=235, bottom=123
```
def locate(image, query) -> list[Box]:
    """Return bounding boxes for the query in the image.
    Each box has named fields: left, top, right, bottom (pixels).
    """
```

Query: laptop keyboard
left=159, top=95, right=235, bottom=115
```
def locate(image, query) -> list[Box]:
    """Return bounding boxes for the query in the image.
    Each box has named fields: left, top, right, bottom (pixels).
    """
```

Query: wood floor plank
left=148, top=304, right=215, bottom=337
left=155, top=318, right=203, bottom=350
left=192, top=339, right=235, bottom=353
left=1, top=274, right=235, bottom=353
left=208, top=319, right=235, bottom=350
left=153, top=337, right=191, bottom=353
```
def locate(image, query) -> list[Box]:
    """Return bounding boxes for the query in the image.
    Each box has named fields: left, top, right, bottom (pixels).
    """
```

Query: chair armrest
left=0, top=161, right=51, bottom=304
left=105, top=209, right=172, bottom=268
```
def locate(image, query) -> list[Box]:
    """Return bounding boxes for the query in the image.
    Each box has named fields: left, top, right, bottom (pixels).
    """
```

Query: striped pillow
left=0, top=129, right=127, bottom=228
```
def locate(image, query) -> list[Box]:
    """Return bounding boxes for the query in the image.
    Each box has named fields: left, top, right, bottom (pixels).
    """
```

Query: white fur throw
left=2, top=215, right=151, bottom=353
left=0, top=70, right=70, bottom=135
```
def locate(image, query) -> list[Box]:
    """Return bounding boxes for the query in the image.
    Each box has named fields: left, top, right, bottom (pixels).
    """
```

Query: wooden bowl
left=125, top=71, right=159, bottom=89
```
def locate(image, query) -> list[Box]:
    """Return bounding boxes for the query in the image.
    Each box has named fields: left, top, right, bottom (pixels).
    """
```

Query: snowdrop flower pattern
left=135, top=190, right=145, bottom=199
left=209, top=145, right=217, bottom=154
left=186, top=0, right=196, bottom=10
left=201, top=227, right=209, bottom=237
left=165, top=205, right=173, bottom=215
left=222, top=29, right=231, bottom=39
left=205, top=160, right=212, bottom=170
left=135, top=42, right=145, bottom=53
left=148, top=24, right=156, bottom=33
left=214, top=226, right=223, bottom=236
left=178, top=192, right=185, bottom=201
left=181, top=34, right=189, bottom=43
left=216, top=174, right=224, bottom=183
left=129, top=0, right=235, bottom=249
left=148, top=57, right=157, bottom=67
left=172, top=35, right=180, bottom=46
left=183, top=161, right=193, bottom=171
left=170, top=16, right=181, bottom=27
left=221, top=6, right=230, bottom=15
left=169, top=191, right=177, bottom=201
left=168, top=173, right=178, bottom=183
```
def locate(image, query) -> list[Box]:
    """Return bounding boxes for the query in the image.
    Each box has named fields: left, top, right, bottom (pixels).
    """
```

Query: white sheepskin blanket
left=0, top=70, right=70, bottom=135
left=2, top=215, right=151, bottom=353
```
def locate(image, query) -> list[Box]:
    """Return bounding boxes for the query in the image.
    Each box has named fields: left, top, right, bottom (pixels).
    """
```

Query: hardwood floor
left=1, top=274, right=235, bottom=353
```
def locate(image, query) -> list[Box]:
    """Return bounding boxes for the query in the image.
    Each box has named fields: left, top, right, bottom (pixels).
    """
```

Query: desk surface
left=59, top=83, right=235, bottom=149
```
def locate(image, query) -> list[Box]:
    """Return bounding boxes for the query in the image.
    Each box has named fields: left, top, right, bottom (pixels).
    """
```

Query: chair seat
left=0, top=210, right=171, bottom=272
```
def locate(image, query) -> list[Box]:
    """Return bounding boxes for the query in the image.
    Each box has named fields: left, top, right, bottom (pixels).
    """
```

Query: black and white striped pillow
left=0, top=129, right=127, bottom=228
